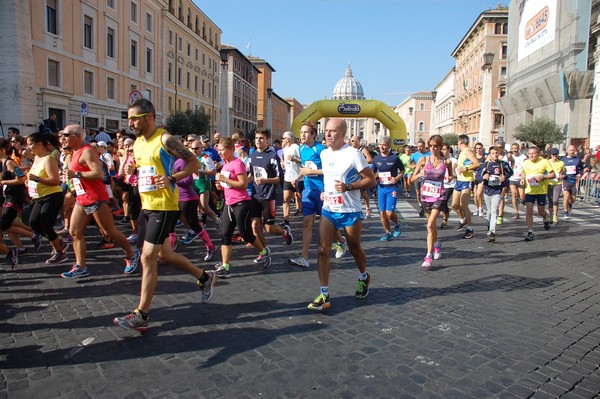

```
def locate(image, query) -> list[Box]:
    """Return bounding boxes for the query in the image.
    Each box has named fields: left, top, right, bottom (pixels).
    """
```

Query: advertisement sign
left=518, top=0, right=557, bottom=61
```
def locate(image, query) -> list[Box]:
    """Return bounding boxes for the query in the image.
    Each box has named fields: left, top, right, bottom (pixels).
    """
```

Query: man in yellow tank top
left=113, top=98, right=217, bottom=332
left=451, top=135, right=480, bottom=239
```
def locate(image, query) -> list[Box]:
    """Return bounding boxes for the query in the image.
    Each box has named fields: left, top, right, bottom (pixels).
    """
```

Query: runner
left=507, top=143, right=527, bottom=220
left=399, top=145, right=413, bottom=198
left=440, top=144, right=457, bottom=229
left=349, top=135, right=373, bottom=218
left=281, top=131, right=302, bottom=225
left=409, top=140, right=429, bottom=217
left=546, top=148, right=565, bottom=224
left=113, top=99, right=216, bottom=331
left=520, top=146, right=555, bottom=241
left=60, top=125, right=140, bottom=278
left=472, top=143, right=486, bottom=217
left=371, top=137, right=405, bottom=241
left=451, top=135, right=480, bottom=239
left=410, top=135, right=453, bottom=268
left=561, top=145, right=584, bottom=220
left=307, top=118, right=376, bottom=311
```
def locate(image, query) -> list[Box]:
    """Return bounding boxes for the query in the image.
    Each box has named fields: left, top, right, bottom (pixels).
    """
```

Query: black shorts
left=283, top=180, right=303, bottom=193
left=251, top=197, right=277, bottom=225
left=138, top=210, right=180, bottom=245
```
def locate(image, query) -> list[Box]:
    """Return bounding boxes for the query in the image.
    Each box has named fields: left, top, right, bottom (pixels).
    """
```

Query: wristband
left=75, top=172, right=82, bottom=179
left=169, top=175, right=177, bottom=184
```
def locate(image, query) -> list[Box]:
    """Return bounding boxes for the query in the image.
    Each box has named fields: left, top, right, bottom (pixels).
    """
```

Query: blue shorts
left=302, top=188, right=323, bottom=217
left=322, top=209, right=362, bottom=229
left=455, top=181, right=474, bottom=192
left=525, top=194, right=547, bottom=206
left=378, top=185, right=398, bottom=212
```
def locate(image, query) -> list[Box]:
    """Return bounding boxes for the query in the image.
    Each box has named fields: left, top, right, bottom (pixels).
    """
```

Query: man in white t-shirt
left=507, top=143, right=528, bottom=220
left=281, top=131, right=302, bottom=226
left=307, top=118, right=376, bottom=311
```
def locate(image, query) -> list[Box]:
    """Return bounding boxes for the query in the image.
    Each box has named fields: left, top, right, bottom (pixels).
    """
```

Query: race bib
left=565, top=165, right=576, bottom=175
left=378, top=171, right=393, bottom=185
left=512, top=170, right=522, bottom=180
left=528, top=176, right=539, bottom=187
left=193, top=173, right=200, bottom=180
left=488, top=175, right=501, bottom=186
left=304, top=161, right=318, bottom=170
left=138, top=166, right=158, bottom=193
left=422, top=179, right=442, bottom=198
left=253, top=166, right=267, bottom=179
left=71, top=177, right=86, bottom=196
left=27, top=180, right=39, bottom=199
left=220, top=170, right=231, bottom=189
left=324, top=192, right=344, bottom=209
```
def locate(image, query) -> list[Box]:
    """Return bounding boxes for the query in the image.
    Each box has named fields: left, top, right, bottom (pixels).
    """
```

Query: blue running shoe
left=61, top=265, right=90, bottom=279
left=393, top=223, right=402, bottom=238
left=379, top=232, right=393, bottom=241
left=124, top=249, right=141, bottom=274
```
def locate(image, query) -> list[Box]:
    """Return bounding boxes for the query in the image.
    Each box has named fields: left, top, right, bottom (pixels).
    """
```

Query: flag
left=246, top=40, right=251, bottom=48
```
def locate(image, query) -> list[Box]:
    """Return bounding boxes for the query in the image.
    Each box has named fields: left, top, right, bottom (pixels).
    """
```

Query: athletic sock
left=320, top=286, right=329, bottom=296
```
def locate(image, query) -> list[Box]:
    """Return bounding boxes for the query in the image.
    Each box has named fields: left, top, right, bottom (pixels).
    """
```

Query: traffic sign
left=80, top=102, right=88, bottom=116
left=128, top=90, right=143, bottom=103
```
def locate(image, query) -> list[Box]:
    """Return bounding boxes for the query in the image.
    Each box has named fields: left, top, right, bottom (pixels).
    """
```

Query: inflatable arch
left=290, top=99, right=407, bottom=146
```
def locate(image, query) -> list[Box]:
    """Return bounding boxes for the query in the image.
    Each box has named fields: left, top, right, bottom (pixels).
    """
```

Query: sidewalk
left=1, top=198, right=600, bottom=398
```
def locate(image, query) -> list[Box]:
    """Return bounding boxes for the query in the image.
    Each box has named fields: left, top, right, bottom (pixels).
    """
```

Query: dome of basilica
left=332, top=65, right=365, bottom=100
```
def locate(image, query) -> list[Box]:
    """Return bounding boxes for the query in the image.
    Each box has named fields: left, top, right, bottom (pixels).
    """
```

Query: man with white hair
left=281, top=131, right=302, bottom=226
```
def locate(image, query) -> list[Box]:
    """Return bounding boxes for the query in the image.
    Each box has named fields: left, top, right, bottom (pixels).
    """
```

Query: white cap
left=97, top=141, right=107, bottom=147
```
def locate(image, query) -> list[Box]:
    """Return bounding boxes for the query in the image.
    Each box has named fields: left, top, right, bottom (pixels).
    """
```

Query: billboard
left=518, top=0, right=557, bottom=61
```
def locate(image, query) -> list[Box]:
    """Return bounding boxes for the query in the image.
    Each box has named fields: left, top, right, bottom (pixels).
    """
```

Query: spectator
left=94, top=127, right=112, bottom=144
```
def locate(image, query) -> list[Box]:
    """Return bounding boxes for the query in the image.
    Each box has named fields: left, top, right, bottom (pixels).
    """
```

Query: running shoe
left=282, top=224, right=293, bottom=245
left=440, top=220, right=449, bottom=229
left=478, top=208, right=484, bottom=217
left=433, top=241, right=442, bottom=260
left=307, top=293, right=331, bottom=311
left=31, top=232, right=42, bottom=252
left=204, top=246, right=216, bottom=262
left=181, top=231, right=199, bottom=245
left=126, top=234, right=138, bottom=243
left=118, top=216, right=131, bottom=225
left=512, top=214, right=520, bottom=221
left=422, top=256, right=433, bottom=269
left=331, top=239, right=347, bottom=259
left=564, top=212, right=570, bottom=220
left=61, top=265, right=90, bottom=279
left=113, top=309, right=148, bottom=331
left=365, top=208, right=372, bottom=219
left=197, top=270, right=217, bottom=303
left=96, top=239, right=115, bottom=249
left=45, top=251, right=68, bottom=264
left=463, top=228, right=474, bottom=239
left=487, top=232, right=496, bottom=243
left=124, top=249, right=141, bottom=275
left=254, top=247, right=272, bottom=269
left=473, top=209, right=480, bottom=217
left=7, top=248, right=19, bottom=269
left=214, top=263, right=231, bottom=279
left=355, top=273, right=371, bottom=299
left=56, top=228, right=69, bottom=236
left=231, top=233, right=244, bottom=244
left=496, top=216, right=503, bottom=225
left=455, top=221, right=467, bottom=231
left=17, top=248, right=29, bottom=256
left=544, top=220, right=551, bottom=231
left=525, top=231, right=535, bottom=242
left=169, top=233, right=179, bottom=251
left=552, top=215, right=558, bottom=224
left=379, top=232, right=393, bottom=241
left=393, top=223, right=402, bottom=238
left=288, top=255, right=309, bottom=269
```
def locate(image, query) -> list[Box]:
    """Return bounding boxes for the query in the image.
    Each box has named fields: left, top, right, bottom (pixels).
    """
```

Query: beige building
left=452, top=5, right=508, bottom=146
left=163, top=0, right=222, bottom=132
left=394, top=93, right=435, bottom=146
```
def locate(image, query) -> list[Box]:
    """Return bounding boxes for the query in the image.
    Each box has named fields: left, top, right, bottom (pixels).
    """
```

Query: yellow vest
left=28, top=155, right=62, bottom=198
left=457, top=149, right=475, bottom=182
left=133, top=128, right=179, bottom=211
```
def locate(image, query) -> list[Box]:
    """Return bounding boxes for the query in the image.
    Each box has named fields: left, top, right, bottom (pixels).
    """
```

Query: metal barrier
left=577, top=172, right=600, bottom=204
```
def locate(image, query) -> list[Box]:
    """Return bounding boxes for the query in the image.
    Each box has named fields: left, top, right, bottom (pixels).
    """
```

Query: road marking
left=63, top=337, right=95, bottom=359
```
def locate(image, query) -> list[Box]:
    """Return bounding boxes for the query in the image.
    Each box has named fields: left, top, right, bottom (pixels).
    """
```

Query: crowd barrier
left=577, top=172, right=600, bottom=204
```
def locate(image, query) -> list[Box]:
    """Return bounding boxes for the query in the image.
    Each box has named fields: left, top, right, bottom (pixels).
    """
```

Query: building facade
left=432, top=68, right=456, bottom=138
left=452, top=5, right=508, bottom=146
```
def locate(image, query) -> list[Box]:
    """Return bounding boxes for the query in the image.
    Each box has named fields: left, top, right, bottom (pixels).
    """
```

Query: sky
left=194, top=0, right=507, bottom=106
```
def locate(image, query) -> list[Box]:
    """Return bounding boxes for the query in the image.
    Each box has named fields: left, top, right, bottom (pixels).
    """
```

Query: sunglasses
left=60, top=133, right=75, bottom=137
left=191, top=147, right=201, bottom=150
left=127, top=113, right=149, bottom=121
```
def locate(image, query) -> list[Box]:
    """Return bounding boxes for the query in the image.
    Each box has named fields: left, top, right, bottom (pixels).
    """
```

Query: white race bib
left=565, top=165, right=576, bottom=175
left=422, top=179, right=442, bottom=198
left=220, top=170, right=231, bottom=189
left=28, top=180, right=39, bottom=199
left=71, top=177, right=86, bottom=196
left=488, top=175, right=501, bottom=186
left=378, top=171, right=393, bottom=185
left=138, top=166, right=158, bottom=193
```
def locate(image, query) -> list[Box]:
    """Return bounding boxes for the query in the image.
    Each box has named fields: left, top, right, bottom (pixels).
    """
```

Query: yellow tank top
left=28, top=155, right=62, bottom=198
left=457, top=149, right=475, bottom=182
left=133, top=127, right=179, bottom=211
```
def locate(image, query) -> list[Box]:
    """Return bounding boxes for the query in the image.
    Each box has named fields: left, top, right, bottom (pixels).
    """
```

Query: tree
left=441, top=133, right=458, bottom=146
left=164, top=109, right=211, bottom=136
left=512, top=117, right=565, bottom=149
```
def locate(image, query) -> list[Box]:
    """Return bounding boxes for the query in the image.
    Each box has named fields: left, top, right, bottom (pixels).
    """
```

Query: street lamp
left=266, top=87, right=273, bottom=134
left=219, top=50, right=229, bottom=136
left=408, top=106, right=414, bottom=144
left=479, top=52, right=495, bottom=146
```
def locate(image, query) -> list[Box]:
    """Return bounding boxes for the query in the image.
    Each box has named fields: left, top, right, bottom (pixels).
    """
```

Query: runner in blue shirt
left=562, top=145, right=584, bottom=219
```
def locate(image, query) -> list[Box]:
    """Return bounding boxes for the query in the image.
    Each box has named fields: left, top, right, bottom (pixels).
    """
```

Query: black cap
left=548, top=148, right=559, bottom=155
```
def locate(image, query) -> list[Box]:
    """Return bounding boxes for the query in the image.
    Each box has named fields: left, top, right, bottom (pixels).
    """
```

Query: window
left=48, top=59, right=60, bottom=87
left=187, top=43, right=191, bottom=57
left=195, top=48, right=198, bottom=61
left=168, top=30, right=173, bottom=46
left=130, top=2, right=138, bottom=23
left=130, top=40, right=137, bottom=67
left=177, top=67, right=182, bottom=85
left=107, top=0, right=115, bottom=9
left=146, top=48, right=152, bottom=73
left=186, top=71, right=190, bottom=89
left=178, top=36, right=182, bottom=52
left=168, top=62, right=172, bottom=82
left=107, top=77, right=115, bottom=100
left=47, top=0, right=58, bottom=35
left=84, top=15, right=93, bottom=49
left=84, top=70, right=94, bottom=95
left=418, top=122, right=425, bottom=131
left=194, top=75, right=198, bottom=92
left=107, top=28, right=115, bottom=58
left=146, top=12, right=152, bottom=32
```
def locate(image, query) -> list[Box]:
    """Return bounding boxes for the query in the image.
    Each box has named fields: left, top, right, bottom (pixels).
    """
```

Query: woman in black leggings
left=26, top=133, right=68, bottom=264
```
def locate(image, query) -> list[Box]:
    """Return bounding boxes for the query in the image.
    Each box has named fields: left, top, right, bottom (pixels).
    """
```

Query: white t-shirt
left=282, top=143, right=301, bottom=182
left=443, top=156, right=458, bottom=188
left=510, top=153, right=528, bottom=181
left=321, top=144, right=368, bottom=213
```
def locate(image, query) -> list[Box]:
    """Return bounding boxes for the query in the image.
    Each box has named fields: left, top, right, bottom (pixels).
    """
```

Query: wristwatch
left=75, top=172, right=82, bottom=179
left=169, top=175, right=177, bottom=184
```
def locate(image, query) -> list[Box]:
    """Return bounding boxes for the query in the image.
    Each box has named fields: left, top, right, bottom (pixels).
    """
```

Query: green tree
left=164, top=109, right=210, bottom=137
left=441, top=133, right=458, bottom=146
left=512, top=117, right=565, bottom=149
